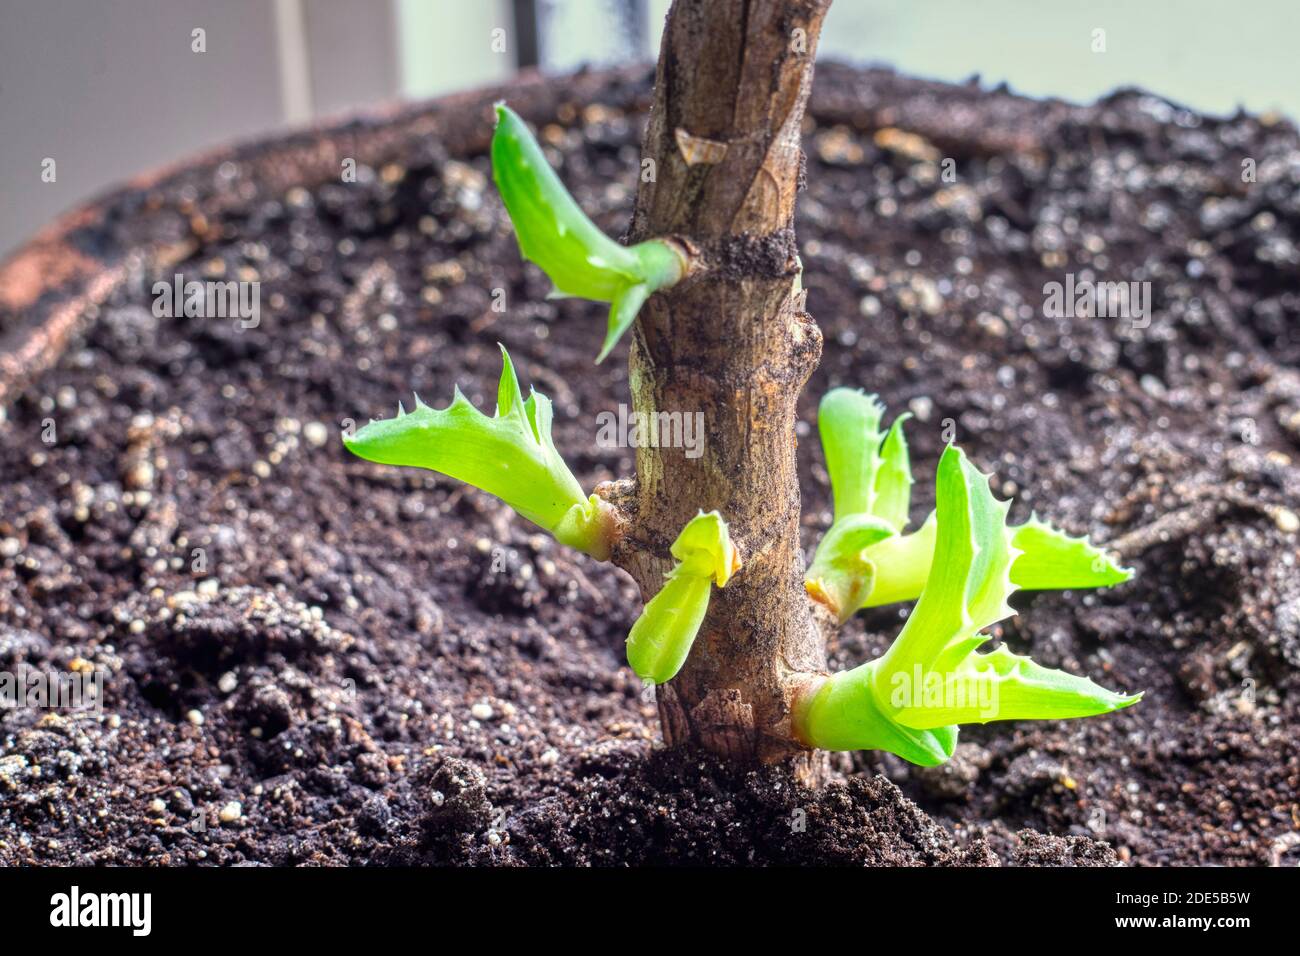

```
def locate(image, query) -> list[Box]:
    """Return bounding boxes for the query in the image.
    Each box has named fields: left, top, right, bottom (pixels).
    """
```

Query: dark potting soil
left=1, top=64, right=1298, bottom=866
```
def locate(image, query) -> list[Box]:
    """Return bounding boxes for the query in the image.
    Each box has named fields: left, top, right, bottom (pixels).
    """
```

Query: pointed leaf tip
left=494, top=344, right=528, bottom=421
left=1011, top=517, right=1135, bottom=591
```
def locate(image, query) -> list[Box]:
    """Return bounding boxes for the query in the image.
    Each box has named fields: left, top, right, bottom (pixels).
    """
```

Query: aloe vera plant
left=344, top=0, right=1142, bottom=782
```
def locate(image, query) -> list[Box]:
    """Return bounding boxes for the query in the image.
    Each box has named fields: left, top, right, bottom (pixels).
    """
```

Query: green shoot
left=796, top=446, right=1141, bottom=764
left=626, top=511, right=741, bottom=685
left=806, top=389, right=1132, bottom=621
left=817, top=388, right=885, bottom=520
left=492, top=104, right=687, bottom=363
left=342, top=345, right=614, bottom=560
left=806, top=388, right=917, bottom=620
left=856, top=513, right=936, bottom=608
left=803, top=514, right=894, bottom=621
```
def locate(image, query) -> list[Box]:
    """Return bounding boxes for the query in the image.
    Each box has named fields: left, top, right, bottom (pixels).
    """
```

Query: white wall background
left=3, top=0, right=1297, bottom=257
left=817, top=0, right=1299, bottom=119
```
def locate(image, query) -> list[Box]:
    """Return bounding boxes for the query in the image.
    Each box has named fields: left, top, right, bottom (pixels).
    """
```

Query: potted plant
left=1, top=0, right=1295, bottom=869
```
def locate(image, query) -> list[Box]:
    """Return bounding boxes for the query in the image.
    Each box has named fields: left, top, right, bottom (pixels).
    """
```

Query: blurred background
left=2, top=0, right=1297, bottom=257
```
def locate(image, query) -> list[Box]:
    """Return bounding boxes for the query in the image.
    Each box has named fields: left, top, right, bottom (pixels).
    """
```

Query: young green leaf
left=853, top=510, right=1133, bottom=610
left=626, top=511, right=741, bottom=685
left=817, top=388, right=886, bottom=522
left=342, top=345, right=613, bottom=560
left=1009, top=515, right=1133, bottom=590
left=796, top=447, right=991, bottom=760
left=858, top=513, right=936, bottom=608
left=796, top=445, right=1140, bottom=765
left=806, top=389, right=916, bottom=620
left=874, top=446, right=1018, bottom=689
left=805, top=514, right=895, bottom=623
left=872, top=413, right=913, bottom=530
left=892, top=644, right=1142, bottom=729
left=491, top=104, right=687, bottom=363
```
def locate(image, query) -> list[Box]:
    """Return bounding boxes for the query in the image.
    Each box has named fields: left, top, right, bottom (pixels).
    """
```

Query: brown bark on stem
left=608, top=0, right=833, bottom=783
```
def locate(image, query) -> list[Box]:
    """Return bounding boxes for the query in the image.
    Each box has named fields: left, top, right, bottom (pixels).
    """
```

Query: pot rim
left=0, top=65, right=652, bottom=409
